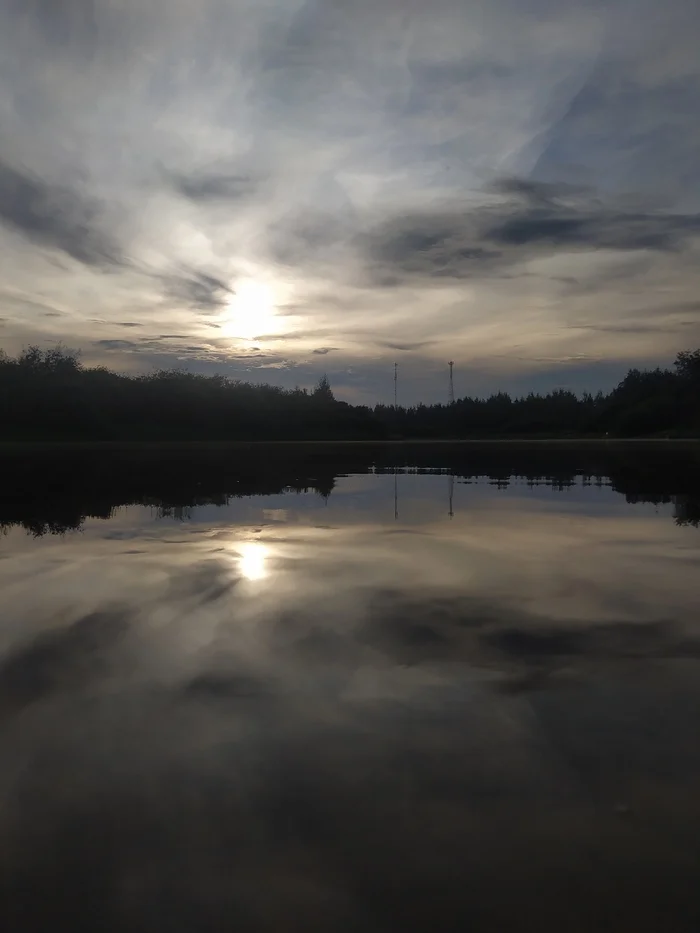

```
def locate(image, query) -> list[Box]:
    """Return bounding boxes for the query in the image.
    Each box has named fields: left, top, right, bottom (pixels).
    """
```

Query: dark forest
left=1, top=346, right=699, bottom=441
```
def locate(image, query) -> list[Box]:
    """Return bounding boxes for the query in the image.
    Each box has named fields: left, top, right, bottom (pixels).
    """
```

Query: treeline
left=0, top=346, right=699, bottom=440
left=377, top=349, right=700, bottom=438
left=0, top=347, right=381, bottom=441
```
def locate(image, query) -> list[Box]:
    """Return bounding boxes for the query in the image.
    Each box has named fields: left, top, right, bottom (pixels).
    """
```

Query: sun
left=222, top=280, right=275, bottom=341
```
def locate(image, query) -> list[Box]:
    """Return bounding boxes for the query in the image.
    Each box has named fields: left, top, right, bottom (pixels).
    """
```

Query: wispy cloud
left=358, top=181, right=700, bottom=286
left=0, top=157, right=122, bottom=268
left=0, top=0, right=698, bottom=402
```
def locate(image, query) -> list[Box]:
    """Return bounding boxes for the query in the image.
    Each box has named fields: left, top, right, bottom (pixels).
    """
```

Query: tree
left=674, top=349, right=700, bottom=434
left=313, top=374, right=335, bottom=403
left=675, top=349, right=700, bottom=384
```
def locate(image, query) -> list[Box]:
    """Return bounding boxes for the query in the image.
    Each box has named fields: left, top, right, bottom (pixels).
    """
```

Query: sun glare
left=237, top=542, right=269, bottom=581
left=223, top=280, right=275, bottom=340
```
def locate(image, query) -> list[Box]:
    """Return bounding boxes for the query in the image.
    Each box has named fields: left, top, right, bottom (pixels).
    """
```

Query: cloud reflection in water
left=1, top=475, right=700, bottom=930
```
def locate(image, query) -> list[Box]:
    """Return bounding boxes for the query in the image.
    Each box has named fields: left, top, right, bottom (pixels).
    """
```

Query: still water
left=1, top=444, right=700, bottom=931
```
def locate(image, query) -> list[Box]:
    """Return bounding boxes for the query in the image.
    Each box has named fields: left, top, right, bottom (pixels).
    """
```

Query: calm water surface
left=1, top=444, right=700, bottom=931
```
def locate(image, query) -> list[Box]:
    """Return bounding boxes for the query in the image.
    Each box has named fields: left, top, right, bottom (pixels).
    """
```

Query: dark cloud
left=361, top=179, right=700, bottom=285
left=93, top=339, right=139, bottom=350
left=90, top=336, right=284, bottom=367
left=17, top=0, right=99, bottom=42
left=93, top=337, right=207, bottom=356
left=0, top=157, right=121, bottom=268
left=568, top=312, right=700, bottom=336
left=116, top=321, right=142, bottom=328
left=490, top=177, right=591, bottom=204
left=254, top=329, right=332, bottom=342
left=377, top=340, right=437, bottom=352
left=487, top=209, right=700, bottom=251
left=312, top=347, right=337, bottom=355
left=169, top=170, right=262, bottom=202
left=158, top=266, right=232, bottom=311
left=362, top=212, right=501, bottom=281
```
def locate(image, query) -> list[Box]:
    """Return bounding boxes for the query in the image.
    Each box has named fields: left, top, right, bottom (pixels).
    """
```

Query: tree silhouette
left=1, top=345, right=699, bottom=441
left=313, top=374, right=335, bottom=403
left=675, top=349, right=700, bottom=383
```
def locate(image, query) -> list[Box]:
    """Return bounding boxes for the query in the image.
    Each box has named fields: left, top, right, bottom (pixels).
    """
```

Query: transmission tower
left=394, top=362, right=398, bottom=410
left=448, top=361, right=455, bottom=404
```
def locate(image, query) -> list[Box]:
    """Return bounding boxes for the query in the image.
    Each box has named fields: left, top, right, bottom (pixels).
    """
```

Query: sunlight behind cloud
left=222, top=280, right=276, bottom=341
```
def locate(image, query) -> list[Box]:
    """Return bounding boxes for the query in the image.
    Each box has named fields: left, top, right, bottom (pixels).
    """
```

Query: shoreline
left=1, top=437, right=699, bottom=453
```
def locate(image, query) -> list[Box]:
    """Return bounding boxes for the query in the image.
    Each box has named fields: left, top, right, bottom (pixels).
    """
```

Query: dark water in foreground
left=1, top=444, right=700, bottom=931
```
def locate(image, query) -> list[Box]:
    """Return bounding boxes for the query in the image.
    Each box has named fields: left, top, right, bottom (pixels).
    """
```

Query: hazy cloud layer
left=0, top=0, right=699, bottom=402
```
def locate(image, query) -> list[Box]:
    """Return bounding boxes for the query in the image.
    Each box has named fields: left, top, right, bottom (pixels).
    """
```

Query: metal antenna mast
left=448, top=361, right=455, bottom=404
left=394, top=362, right=398, bottom=410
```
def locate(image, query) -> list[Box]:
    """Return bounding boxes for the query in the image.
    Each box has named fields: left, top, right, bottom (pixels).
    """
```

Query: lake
left=1, top=442, right=700, bottom=931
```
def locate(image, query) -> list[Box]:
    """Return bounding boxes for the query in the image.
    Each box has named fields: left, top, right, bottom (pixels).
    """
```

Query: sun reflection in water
left=237, top=542, right=269, bottom=581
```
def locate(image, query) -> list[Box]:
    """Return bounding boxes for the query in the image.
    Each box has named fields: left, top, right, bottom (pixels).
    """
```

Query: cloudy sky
left=1, top=0, right=699, bottom=404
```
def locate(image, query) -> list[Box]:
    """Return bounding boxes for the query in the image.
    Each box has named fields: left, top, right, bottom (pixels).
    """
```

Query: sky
left=0, top=0, right=699, bottom=405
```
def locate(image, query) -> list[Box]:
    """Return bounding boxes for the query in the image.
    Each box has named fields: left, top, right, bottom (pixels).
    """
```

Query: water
left=2, top=443, right=700, bottom=931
